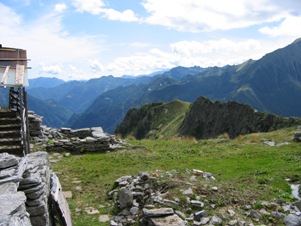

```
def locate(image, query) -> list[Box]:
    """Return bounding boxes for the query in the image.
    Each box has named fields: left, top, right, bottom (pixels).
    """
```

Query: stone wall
left=0, top=152, right=71, bottom=226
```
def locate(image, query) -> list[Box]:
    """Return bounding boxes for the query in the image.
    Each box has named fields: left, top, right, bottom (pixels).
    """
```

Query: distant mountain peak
left=292, top=37, right=301, bottom=44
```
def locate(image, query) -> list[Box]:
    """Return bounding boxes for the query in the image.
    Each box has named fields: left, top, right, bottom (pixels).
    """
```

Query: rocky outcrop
left=0, top=152, right=71, bottom=226
left=179, top=96, right=301, bottom=139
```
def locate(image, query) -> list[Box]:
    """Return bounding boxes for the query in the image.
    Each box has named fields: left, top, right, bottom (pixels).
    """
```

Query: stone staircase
left=0, top=110, right=24, bottom=156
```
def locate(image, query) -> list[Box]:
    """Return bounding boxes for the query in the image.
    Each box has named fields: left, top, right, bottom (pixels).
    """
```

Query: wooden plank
left=1, top=65, right=10, bottom=84
left=15, top=64, right=24, bottom=85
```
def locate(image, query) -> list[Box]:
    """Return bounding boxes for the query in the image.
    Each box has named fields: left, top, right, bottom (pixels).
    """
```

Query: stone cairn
left=108, top=170, right=301, bottom=226
left=0, top=152, right=71, bottom=226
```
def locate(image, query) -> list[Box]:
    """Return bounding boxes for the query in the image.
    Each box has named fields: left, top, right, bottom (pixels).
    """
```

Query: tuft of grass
left=48, top=126, right=301, bottom=225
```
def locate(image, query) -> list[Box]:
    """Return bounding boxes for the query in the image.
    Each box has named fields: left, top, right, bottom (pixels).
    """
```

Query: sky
left=1, top=0, right=301, bottom=81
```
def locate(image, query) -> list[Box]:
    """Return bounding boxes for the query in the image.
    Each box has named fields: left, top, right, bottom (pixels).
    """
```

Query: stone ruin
left=28, top=111, right=128, bottom=154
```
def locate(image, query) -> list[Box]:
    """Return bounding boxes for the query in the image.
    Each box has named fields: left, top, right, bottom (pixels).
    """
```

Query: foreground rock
left=0, top=152, right=72, bottom=226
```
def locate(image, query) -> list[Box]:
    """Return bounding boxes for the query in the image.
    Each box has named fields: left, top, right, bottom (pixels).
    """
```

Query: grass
left=48, top=126, right=301, bottom=225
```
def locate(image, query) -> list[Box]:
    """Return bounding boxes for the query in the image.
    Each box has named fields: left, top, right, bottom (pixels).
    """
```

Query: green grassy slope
left=49, top=126, right=301, bottom=226
left=115, top=100, right=190, bottom=139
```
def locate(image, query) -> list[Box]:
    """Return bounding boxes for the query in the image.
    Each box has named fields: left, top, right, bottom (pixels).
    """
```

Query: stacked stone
left=28, top=111, right=43, bottom=138
left=0, top=153, right=31, bottom=226
left=294, top=126, right=301, bottom=142
left=18, top=152, right=51, bottom=226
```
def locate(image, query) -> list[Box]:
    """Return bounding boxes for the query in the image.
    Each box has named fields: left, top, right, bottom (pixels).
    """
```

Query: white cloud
left=259, top=15, right=301, bottom=38
left=73, top=0, right=105, bottom=15
left=102, top=38, right=283, bottom=77
left=0, top=3, right=22, bottom=32
left=89, top=60, right=105, bottom=72
left=39, top=63, right=63, bottom=74
left=100, top=8, right=139, bottom=22
left=55, top=3, right=67, bottom=13
left=141, top=0, right=301, bottom=32
left=0, top=3, right=105, bottom=80
left=72, top=0, right=139, bottom=22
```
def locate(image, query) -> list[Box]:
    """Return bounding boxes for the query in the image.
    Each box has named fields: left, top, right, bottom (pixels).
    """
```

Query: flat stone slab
left=143, top=208, right=174, bottom=217
left=0, top=153, right=19, bottom=169
left=99, top=215, right=110, bottom=222
left=0, top=182, right=18, bottom=194
left=149, top=214, right=186, bottom=226
left=0, top=192, right=27, bottom=216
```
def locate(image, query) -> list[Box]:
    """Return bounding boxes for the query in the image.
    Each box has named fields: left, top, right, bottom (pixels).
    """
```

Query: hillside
left=115, top=100, right=190, bottom=139
left=27, top=94, right=73, bottom=128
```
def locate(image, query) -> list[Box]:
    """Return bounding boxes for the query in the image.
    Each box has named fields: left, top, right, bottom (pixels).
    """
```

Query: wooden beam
left=0, top=58, right=28, bottom=61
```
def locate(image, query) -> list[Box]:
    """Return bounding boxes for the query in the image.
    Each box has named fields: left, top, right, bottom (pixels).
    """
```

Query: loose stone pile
left=108, top=170, right=301, bottom=226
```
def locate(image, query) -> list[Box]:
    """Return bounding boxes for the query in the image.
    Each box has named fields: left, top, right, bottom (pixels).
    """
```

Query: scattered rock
left=99, top=215, right=110, bottom=222
left=284, top=214, right=301, bottom=226
left=210, top=215, right=222, bottom=225
left=182, top=187, right=193, bottom=195
left=63, top=191, right=73, bottom=199
left=84, top=207, right=99, bottom=215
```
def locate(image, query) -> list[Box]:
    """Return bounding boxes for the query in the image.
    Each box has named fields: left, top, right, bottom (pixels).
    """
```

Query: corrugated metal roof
left=0, top=46, right=29, bottom=87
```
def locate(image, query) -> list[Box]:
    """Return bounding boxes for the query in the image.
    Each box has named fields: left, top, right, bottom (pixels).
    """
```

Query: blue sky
left=1, top=0, right=301, bottom=80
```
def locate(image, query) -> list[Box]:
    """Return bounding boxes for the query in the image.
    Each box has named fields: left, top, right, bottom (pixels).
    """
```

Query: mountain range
left=5, top=38, right=300, bottom=133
